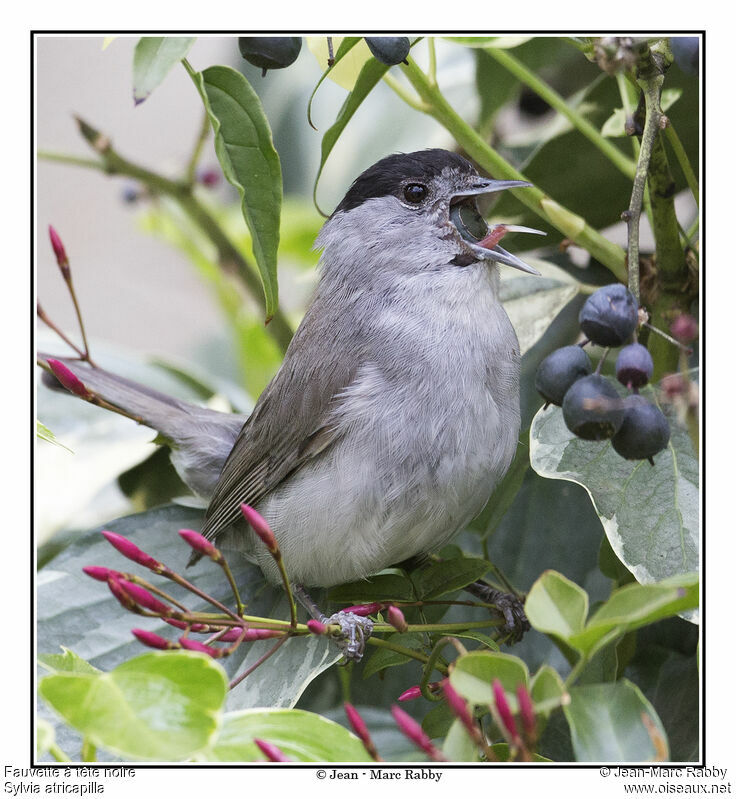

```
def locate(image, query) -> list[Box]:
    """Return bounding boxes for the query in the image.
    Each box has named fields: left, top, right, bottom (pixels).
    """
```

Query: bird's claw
left=492, top=592, right=530, bottom=643
left=322, top=611, right=374, bottom=662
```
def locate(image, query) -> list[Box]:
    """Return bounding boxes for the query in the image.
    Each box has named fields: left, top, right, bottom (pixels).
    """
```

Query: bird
left=40, top=148, right=542, bottom=657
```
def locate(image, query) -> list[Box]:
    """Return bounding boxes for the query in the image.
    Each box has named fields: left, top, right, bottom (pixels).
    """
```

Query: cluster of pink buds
left=82, top=507, right=302, bottom=664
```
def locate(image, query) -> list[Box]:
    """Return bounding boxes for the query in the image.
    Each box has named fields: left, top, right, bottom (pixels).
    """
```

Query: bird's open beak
left=451, top=178, right=545, bottom=275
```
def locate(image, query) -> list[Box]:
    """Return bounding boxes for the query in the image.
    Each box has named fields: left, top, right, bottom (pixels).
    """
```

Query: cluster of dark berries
left=237, top=37, right=411, bottom=76
left=535, top=284, right=670, bottom=464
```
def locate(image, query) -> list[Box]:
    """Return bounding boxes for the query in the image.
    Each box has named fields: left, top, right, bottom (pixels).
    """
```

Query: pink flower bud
left=178, top=529, right=221, bottom=562
left=117, top=579, right=171, bottom=615
left=46, top=359, right=92, bottom=400
left=390, top=705, right=447, bottom=761
left=387, top=605, right=408, bottom=633
left=254, top=739, right=290, bottom=762
left=341, top=602, right=385, bottom=616
left=48, top=225, right=70, bottom=278
left=132, top=628, right=176, bottom=650
left=240, top=504, right=279, bottom=553
left=178, top=638, right=223, bottom=658
left=442, top=679, right=476, bottom=733
left=101, top=530, right=162, bottom=571
left=516, top=682, right=536, bottom=741
left=397, top=685, right=422, bottom=702
left=345, top=703, right=381, bottom=761
left=197, top=167, right=221, bottom=188
left=107, top=576, right=138, bottom=612
left=83, top=565, right=124, bottom=582
left=670, top=314, right=698, bottom=343
left=306, top=619, right=328, bottom=635
left=492, top=679, right=519, bottom=742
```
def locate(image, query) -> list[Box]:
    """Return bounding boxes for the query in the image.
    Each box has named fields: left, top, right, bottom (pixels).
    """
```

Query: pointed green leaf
left=38, top=648, right=100, bottom=675
left=133, top=37, right=196, bottom=105
left=200, top=708, right=372, bottom=762
left=525, top=570, right=589, bottom=641
left=307, top=37, right=363, bottom=127
left=39, top=652, right=227, bottom=761
left=186, top=63, right=282, bottom=320
left=564, top=680, right=669, bottom=762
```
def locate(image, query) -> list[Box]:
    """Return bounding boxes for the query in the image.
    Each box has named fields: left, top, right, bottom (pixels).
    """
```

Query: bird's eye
left=403, top=183, right=428, bottom=204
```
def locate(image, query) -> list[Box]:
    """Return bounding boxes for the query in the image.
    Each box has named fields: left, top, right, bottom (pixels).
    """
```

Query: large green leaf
left=529, top=387, right=699, bottom=602
left=186, top=64, right=282, bottom=320
left=200, top=708, right=372, bottom=762
left=132, top=37, right=196, bottom=105
left=40, top=652, right=226, bottom=761
left=413, top=557, right=491, bottom=599
left=564, top=680, right=669, bottom=762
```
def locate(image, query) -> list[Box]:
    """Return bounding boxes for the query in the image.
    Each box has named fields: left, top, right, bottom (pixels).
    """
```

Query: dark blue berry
left=579, top=284, right=638, bottom=347
left=611, top=395, right=670, bottom=462
left=616, top=343, right=654, bottom=389
left=671, top=37, right=699, bottom=76
left=535, top=345, right=592, bottom=406
left=238, top=37, right=302, bottom=74
left=364, top=37, right=411, bottom=66
left=562, top=374, right=624, bottom=441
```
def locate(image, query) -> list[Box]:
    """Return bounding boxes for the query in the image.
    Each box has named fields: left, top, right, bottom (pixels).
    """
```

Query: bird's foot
left=467, top=582, right=530, bottom=643
left=322, top=611, right=374, bottom=662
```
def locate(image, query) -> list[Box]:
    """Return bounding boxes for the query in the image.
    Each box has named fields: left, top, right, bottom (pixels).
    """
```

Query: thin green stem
left=421, top=636, right=466, bottom=700
left=486, top=47, right=637, bottom=181
left=47, top=743, right=72, bottom=763
left=219, top=559, right=246, bottom=617
left=396, top=57, right=627, bottom=280
left=427, top=37, right=438, bottom=86
left=366, top=636, right=443, bottom=671
left=185, top=109, right=211, bottom=186
left=664, top=123, right=699, bottom=207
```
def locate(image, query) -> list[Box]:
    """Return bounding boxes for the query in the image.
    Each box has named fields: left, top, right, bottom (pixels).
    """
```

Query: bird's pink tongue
left=477, top=225, right=508, bottom=250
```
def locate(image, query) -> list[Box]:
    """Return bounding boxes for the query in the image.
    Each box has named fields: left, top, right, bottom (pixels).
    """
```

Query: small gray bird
left=40, top=149, right=542, bottom=654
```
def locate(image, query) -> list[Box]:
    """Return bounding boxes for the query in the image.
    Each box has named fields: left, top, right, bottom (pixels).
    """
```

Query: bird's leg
left=294, top=584, right=374, bottom=662
left=465, top=580, right=530, bottom=643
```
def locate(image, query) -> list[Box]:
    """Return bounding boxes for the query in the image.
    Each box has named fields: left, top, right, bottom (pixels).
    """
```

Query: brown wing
left=200, top=304, right=361, bottom=542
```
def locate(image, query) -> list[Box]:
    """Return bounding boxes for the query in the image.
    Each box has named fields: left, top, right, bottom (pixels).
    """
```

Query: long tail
left=38, top=353, right=246, bottom=500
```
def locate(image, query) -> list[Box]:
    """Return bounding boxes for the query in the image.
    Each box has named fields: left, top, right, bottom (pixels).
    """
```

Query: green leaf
left=132, top=37, right=196, bottom=105
left=530, top=665, right=570, bottom=717
left=186, top=63, right=282, bottom=320
left=313, top=56, right=390, bottom=214
left=39, top=652, right=227, bottom=761
left=200, top=708, right=372, bottom=762
left=414, top=557, right=491, bottom=599
left=36, top=719, right=57, bottom=759
left=529, top=380, right=699, bottom=600
left=442, top=719, right=480, bottom=762
left=564, top=680, right=669, bottom=762
left=449, top=651, right=529, bottom=706
left=525, top=570, right=589, bottom=639
left=38, top=648, right=100, bottom=675
left=362, top=633, right=425, bottom=679
left=328, top=573, right=416, bottom=603
left=567, top=575, right=699, bottom=658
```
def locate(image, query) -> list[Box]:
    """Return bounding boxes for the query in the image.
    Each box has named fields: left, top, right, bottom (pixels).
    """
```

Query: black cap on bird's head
left=332, top=149, right=544, bottom=275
